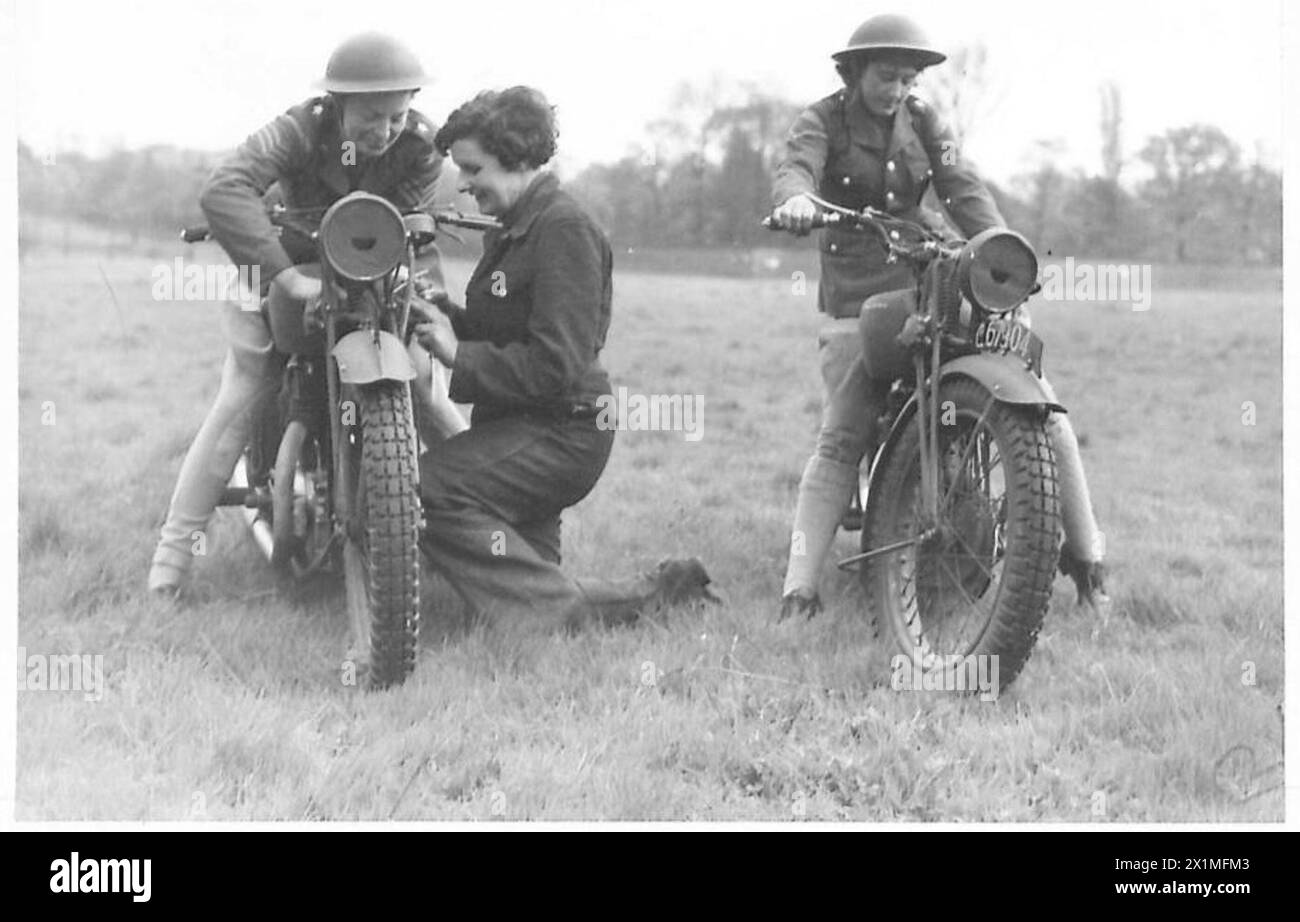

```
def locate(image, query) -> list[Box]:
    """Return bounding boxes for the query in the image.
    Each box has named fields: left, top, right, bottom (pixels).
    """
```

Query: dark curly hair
left=434, top=86, right=558, bottom=170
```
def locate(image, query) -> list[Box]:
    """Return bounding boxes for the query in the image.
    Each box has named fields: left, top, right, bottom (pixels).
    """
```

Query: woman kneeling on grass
left=411, top=86, right=717, bottom=630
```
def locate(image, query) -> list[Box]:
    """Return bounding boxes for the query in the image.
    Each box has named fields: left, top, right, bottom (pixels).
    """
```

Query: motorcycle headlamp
left=319, top=192, right=407, bottom=282
left=957, top=228, right=1038, bottom=314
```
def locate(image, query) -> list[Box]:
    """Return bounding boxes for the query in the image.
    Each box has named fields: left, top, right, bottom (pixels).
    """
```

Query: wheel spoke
left=940, top=397, right=995, bottom=509
left=934, top=555, right=990, bottom=651
left=945, top=528, right=997, bottom=585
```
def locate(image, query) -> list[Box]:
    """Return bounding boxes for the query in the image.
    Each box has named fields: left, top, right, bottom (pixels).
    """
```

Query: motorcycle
left=769, top=202, right=1060, bottom=691
left=182, top=196, right=498, bottom=688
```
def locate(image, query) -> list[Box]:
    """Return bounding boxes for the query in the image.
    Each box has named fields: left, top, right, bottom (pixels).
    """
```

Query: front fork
left=910, top=270, right=946, bottom=529
left=322, top=264, right=351, bottom=529
left=323, top=246, right=417, bottom=540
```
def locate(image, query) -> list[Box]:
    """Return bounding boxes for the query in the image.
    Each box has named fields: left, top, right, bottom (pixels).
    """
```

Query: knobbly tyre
left=768, top=201, right=1059, bottom=691
left=181, top=198, right=499, bottom=689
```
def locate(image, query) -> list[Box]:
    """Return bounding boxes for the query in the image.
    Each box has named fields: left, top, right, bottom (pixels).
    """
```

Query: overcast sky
left=11, top=0, right=1289, bottom=187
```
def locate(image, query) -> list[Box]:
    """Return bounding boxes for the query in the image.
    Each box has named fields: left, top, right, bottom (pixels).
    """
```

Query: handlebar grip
left=180, top=226, right=210, bottom=243
left=432, top=210, right=503, bottom=232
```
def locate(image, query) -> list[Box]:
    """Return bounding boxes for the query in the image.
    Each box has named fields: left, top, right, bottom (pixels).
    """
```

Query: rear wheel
left=343, top=381, right=421, bottom=689
left=862, top=376, right=1059, bottom=692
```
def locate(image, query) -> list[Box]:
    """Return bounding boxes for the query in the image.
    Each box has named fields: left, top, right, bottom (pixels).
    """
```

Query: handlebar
left=181, top=204, right=314, bottom=244
left=181, top=205, right=502, bottom=244
left=763, top=205, right=960, bottom=263
left=430, top=209, right=502, bottom=233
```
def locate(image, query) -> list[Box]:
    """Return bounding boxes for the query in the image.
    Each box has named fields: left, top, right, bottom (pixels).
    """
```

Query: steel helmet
left=315, top=32, right=432, bottom=93
left=832, top=14, right=946, bottom=67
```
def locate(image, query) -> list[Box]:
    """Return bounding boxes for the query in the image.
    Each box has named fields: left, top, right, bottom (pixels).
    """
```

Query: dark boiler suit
left=774, top=88, right=1102, bottom=599
left=149, top=96, right=461, bottom=590
left=420, top=172, right=667, bottom=629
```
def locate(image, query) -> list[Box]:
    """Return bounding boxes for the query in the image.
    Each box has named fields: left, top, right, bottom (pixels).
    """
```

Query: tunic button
left=830, top=243, right=838, bottom=252
left=886, top=161, right=896, bottom=171
left=886, top=191, right=896, bottom=201
left=841, top=176, right=851, bottom=186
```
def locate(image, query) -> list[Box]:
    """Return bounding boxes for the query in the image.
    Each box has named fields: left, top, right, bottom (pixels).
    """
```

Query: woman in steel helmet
left=771, top=14, right=1108, bottom=620
left=148, top=33, right=465, bottom=595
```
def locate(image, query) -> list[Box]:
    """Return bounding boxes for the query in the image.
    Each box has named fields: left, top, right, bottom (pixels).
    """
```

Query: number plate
left=972, top=317, right=1044, bottom=376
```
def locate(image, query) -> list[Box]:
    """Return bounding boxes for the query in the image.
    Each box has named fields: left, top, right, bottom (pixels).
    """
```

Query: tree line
left=17, top=69, right=1280, bottom=266
left=564, top=72, right=1279, bottom=265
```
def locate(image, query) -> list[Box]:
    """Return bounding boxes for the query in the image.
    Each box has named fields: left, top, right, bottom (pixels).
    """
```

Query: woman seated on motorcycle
left=771, top=13, right=1108, bottom=621
left=412, top=86, right=717, bottom=630
left=147, top=33, right=467, bottom=596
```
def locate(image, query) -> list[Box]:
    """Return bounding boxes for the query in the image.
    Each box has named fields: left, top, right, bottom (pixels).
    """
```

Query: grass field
left=16, top=247, right=1284, bottom=821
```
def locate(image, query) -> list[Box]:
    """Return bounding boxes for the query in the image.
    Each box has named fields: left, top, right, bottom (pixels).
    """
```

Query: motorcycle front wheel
left=861, top=376, right=1060, bottom=693
left=342, top=381, right=421, bottom=689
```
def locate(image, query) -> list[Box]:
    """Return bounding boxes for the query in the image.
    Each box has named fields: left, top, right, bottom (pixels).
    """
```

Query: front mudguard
left=940, top=354, right=1065, bottom=414
left=332, top=329, right=415, bottom=384
left=866, top=354, right=1065, bottom=502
